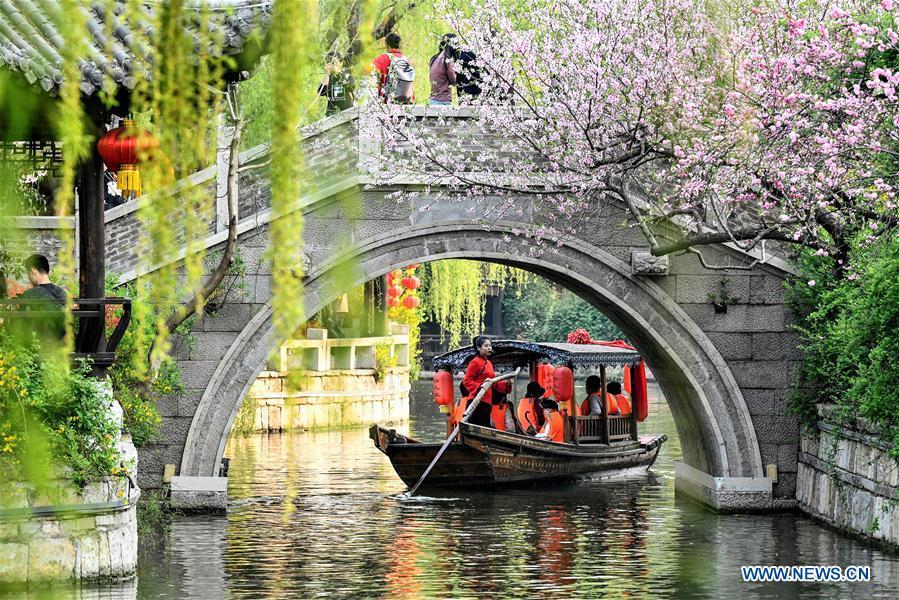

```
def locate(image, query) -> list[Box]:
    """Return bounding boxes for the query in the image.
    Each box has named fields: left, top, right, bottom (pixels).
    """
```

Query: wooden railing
left=0, top=297, right=132, bottom=374
left=572, top=414, right=638, bottom=444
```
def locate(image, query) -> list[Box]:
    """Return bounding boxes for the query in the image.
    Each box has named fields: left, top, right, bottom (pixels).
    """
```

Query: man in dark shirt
left=19, top=254, right=67, bottom=342
left=318, top=52, right=355, bottom=116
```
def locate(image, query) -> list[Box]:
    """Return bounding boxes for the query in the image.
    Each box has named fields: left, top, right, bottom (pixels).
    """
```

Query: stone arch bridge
left=96, top=108, right=801, bottom=512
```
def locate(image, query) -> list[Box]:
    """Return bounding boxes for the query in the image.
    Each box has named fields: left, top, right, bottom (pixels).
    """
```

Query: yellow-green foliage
left=120, top=0, right=227, bottom=372
left=269, top=0, right=316, bottom=345
left=420, top=260, right=530, bottom=348
left=53, top=0, right=91, bottom=359
left=389, top=302, right=421, bottom=379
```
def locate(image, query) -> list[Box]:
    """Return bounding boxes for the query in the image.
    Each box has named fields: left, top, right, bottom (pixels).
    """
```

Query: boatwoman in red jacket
left=462, top=336, right=495, bottom=427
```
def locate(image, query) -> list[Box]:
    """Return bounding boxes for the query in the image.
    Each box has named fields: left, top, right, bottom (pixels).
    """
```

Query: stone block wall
left=104, top=176, right=218, bottom=276
left=238, top=366, right=411, bottom=433
left=3, top=217, right=75, bottom=276
left=666, top=249, right=802, bottom=503
left=797, top=407, right=899, bottom=547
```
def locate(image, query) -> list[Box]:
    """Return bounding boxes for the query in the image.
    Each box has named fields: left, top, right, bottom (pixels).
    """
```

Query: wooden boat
left=371, top=339, right=668, bottom=490
left=371, top=423, right=666, bottom=488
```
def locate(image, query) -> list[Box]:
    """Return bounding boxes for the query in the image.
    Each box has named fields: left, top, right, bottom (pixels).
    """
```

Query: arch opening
left=180, top=223, right=766, bottom=496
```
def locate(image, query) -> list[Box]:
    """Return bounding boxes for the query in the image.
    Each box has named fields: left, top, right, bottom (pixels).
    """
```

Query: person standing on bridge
left=371, top=32, right=415, bottom=104
left=428, top=33, right=458, bottom=106
left=318, top=51, right=355, bottom=115
left=462, top=336, right=495, bottom=427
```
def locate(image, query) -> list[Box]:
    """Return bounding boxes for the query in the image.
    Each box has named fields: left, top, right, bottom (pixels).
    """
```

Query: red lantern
left=433, top=370, right=454, bottom=406
left=387, top=297, right=399, bottom=308
left=536, top=362, right=554, bottom=396
left=633, top=359, right=649, bottom=422
left=402, top=275, right=421, bottom=290
left=406, top=263, right=420, bottom=270
left=387, top=285, right=403, bottom=298
left=97, top=119, right=158, bottom=199
left=552, top=366, right=575, bottom=415
left=402, top=295, right=420, bottom=309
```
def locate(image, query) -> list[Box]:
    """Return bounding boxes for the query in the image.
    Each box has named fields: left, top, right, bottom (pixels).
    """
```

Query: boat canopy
left=432, top=340, right=642, bottom=372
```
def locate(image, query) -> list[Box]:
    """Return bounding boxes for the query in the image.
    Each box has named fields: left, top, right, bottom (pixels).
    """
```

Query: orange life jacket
left=616, top=394, right=632, bottom=416
left=539, top=410, right=565, bottom=443
left=451, top=395, right=469, bottom=431
left=560, top=397, right=577, bottom=420
left=491, top=402, right=508, bottom=432
left=606, top=393, right=620, bottom=416
left=517, top=397, right=542, bottom=430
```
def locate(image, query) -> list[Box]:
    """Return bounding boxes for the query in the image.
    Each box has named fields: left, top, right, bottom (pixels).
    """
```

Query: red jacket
left=372, top=50, right=414, bottom=101
left=463, top=355, right=494, bottom=407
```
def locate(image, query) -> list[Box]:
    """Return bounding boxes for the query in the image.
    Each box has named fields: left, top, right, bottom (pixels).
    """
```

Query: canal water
left=38, top=381, right=899, bottom=598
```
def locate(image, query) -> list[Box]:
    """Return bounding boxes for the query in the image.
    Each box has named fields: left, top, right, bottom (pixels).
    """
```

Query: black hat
left=540, top=397, right=559, bottom=411
left=526, top=382, right=546, bottom=398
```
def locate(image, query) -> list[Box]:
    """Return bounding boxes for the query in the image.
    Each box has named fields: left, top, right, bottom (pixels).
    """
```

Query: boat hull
left=370, top=424, right=667, bottom=489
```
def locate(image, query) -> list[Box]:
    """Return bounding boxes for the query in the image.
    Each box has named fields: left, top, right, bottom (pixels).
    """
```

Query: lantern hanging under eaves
left=97, top=119, right=158, bottom=199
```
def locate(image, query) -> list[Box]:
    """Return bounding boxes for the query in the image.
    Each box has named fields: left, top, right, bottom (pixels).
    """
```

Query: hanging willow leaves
left=53, top=0, right=90, bottom=359
left=114, top=0, right=227, bottom=374
left=269, top=0, right=315, bottom=344
left=420, top=260, right=530, bottom=348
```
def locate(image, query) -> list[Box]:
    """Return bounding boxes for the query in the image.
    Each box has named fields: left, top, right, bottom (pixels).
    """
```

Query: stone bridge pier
left=90, top=108, right=801, bottom=512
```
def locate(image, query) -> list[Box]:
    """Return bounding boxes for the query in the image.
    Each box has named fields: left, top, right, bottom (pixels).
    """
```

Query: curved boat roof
left=432, top=340, right=641, bottom=372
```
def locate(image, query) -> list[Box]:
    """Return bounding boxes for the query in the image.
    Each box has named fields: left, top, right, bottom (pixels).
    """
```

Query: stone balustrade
left=278, top=326, right=410, bottom=372
left=234, top=326, right=412, bottom=434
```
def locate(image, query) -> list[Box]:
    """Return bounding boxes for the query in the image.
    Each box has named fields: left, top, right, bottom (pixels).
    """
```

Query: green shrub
left=788, top=236, right=899, bottom=456
left=502, top=278, right=622, bottom=342
left=0, top=332, right=121, bottom=495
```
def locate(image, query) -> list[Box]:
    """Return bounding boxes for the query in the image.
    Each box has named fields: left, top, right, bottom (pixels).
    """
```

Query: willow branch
left=149, top=100, right=242, bottom=368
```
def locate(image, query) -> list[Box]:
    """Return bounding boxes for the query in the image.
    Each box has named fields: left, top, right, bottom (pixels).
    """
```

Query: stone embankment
left=797, top=405, right=898, bottom=548
left=0, top=384, right=140, bottom=583
left=236, top=327, right=411, bottom=433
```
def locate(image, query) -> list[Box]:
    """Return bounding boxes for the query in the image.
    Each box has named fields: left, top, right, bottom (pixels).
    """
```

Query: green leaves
left=788, top=237, right=899, bottom=457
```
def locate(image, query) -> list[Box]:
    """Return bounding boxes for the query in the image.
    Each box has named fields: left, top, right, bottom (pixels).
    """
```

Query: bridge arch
left=180, top=220, right=765, bottom=488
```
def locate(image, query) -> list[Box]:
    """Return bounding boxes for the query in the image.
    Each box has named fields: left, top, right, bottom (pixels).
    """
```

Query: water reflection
left=39, top=380, right=899, bottom=599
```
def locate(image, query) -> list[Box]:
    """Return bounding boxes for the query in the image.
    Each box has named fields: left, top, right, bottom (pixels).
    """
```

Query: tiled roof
left=0, top=0, right=273, bottom=97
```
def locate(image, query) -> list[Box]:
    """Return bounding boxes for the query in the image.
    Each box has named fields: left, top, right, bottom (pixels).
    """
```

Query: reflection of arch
left=180, top=221, right=764, bottom=490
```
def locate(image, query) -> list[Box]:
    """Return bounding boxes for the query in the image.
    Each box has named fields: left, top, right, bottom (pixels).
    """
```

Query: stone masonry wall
left=797, top=407, right=899, bottom=547
left=0, top=482, right=138, bottom=583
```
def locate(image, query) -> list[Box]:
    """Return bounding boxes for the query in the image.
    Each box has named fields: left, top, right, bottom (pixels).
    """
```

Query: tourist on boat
left=462, top=336, right=495, bottom=427
left=608, top=381, right=632, bottom=416
left=535, top=398, right=565, bottom=443
left=580, top=375, right=620, bottom=416
left=517, top=382, right=546, bottom=434
left=490, top=379, right=513, bottom=431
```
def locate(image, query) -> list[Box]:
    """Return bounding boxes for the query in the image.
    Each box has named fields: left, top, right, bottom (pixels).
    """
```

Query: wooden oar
left=407, top=367, right=520, bottom=497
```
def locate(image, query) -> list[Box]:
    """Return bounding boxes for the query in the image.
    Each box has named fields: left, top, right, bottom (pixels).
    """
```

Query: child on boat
left=535, top=398, right=565, bottom=443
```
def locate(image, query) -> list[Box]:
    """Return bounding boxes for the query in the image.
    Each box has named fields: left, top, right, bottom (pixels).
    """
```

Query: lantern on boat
left=536, top=362, right=554, bottom=396
left=402, top=295, right=420, bottom=309
left=633, top=359, right=648, bottom=422
left=623, top=364, right=632, bottom=396
left=97, top=119, right=158, bottom=199
left=552, top=366, right=574, bottom=414
left=433, top=370, right=454, bottom=406
left=402, top=275, right=421, bottom=290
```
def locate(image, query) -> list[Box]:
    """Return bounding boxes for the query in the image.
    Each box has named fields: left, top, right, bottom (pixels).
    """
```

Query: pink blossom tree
left=369, top=0, right=899, bottom=276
